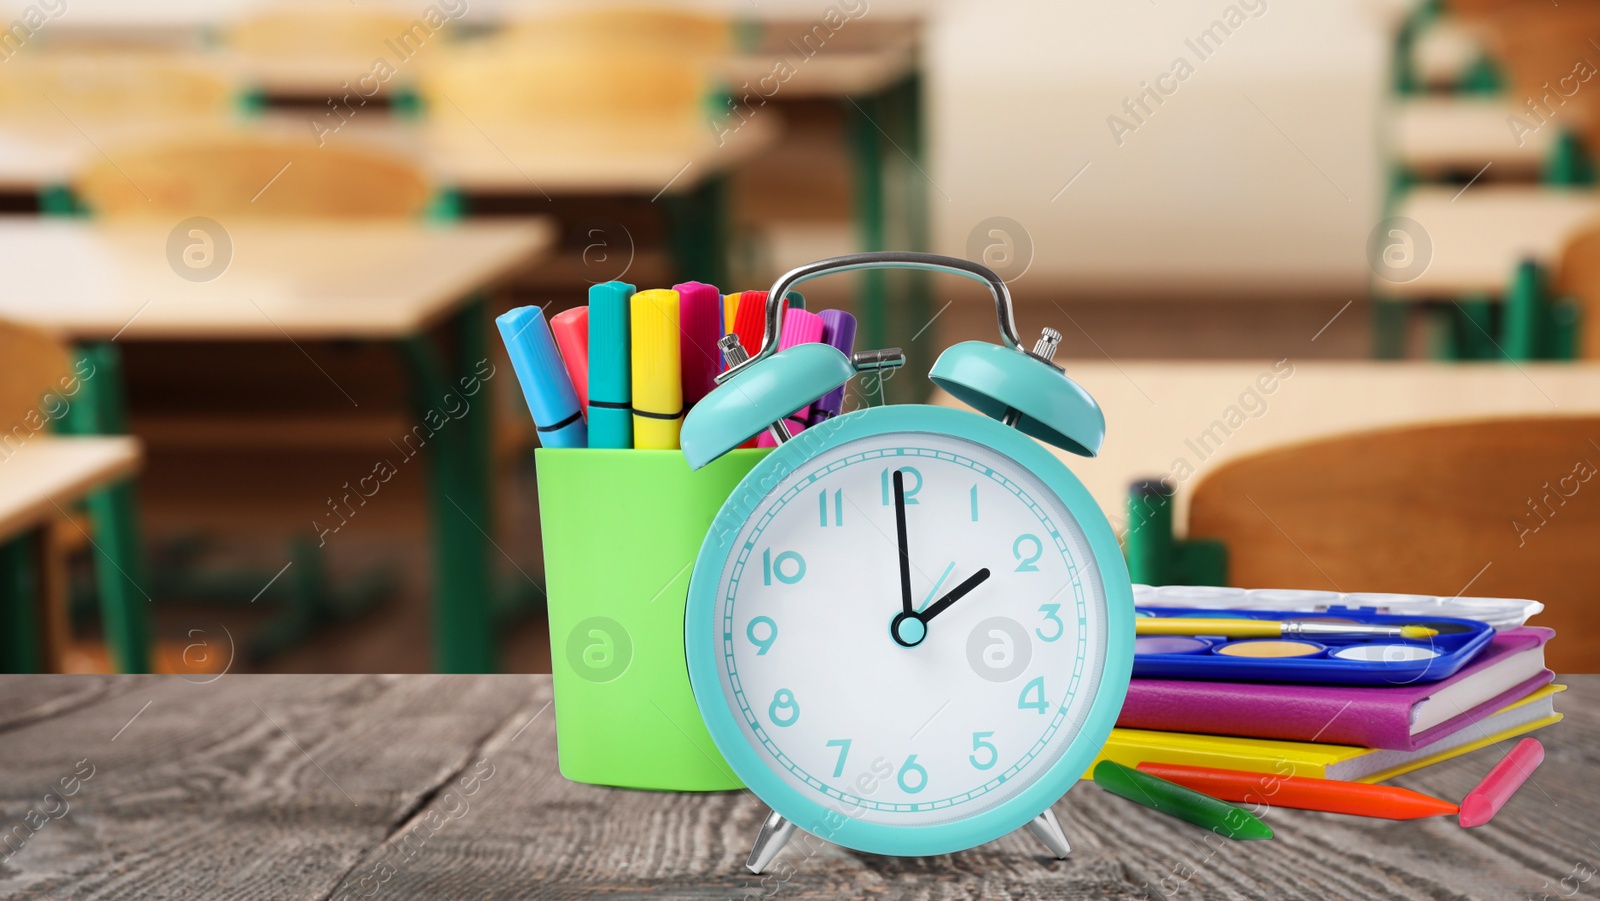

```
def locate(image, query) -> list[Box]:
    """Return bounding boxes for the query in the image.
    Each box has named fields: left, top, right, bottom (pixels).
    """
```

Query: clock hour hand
left=918, top=568, right=991, bottom=622
left=892, top=469, right=914, bottom=616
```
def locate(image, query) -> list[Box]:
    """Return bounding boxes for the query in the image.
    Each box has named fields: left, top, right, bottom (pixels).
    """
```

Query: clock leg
left=745, top=809, right=797, bottom=874
left=1024, top=808, right=1072, bottom=859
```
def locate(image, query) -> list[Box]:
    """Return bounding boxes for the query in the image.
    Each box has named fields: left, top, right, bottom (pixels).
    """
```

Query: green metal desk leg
left=1371, top=296, right=1408, bottom=359
left=1548, top=297, right=1582, bottom=359
left=1503, top=259, right=1545, bottom=361
left=0, top=535, right=42, bottom=673
left=1453, top=296, right=1497, bottom=360
left=663, top=174, right=730, bottom=287
left=1124, top=481, right=1177, bottom=586
left=399, top=300, right=496, bottom=673
left=849, top=88, right=887, bottom=379
left=58, top=342, right=151, bottom=673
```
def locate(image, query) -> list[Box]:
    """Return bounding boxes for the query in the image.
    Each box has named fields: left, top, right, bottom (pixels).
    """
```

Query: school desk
left=0, top=437, right=142, bottom=673
left=1376, top=185, right=1600, bottom=358
left=0, top=672, right=1588, bottom=899
left=0, top=219, right=554, bottom=674
left=1392, top=98, right=1560, bottom=182
left=938, top=361, right=1600, bottom=532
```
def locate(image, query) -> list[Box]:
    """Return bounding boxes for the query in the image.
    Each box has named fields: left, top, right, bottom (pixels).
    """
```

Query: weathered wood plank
left=2, top=675, right=1593, bottom=900
left=0, top=675, right=141, bottom=735
left=0, top=675, right=534, bottom=901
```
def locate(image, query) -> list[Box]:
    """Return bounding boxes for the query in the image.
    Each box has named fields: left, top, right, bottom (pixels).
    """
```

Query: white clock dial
left=712, top=430, right=1108, bottom=827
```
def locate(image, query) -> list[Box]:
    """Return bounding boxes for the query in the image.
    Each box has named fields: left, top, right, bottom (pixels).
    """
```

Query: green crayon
left=1093, top=761, right=1274, bottom=841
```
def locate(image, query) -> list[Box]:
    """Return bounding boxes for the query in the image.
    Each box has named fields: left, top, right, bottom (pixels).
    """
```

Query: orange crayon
left=1137, top=763, right=1459, bottom=821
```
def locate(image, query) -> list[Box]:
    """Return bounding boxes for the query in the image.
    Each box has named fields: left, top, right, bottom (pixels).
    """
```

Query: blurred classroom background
left=3, top=0, right=1598, bottom=675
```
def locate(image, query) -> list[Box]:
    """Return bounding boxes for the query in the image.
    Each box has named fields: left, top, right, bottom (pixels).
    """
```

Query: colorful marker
left=630, top=289, right=683, bottom=450
left=1136, top=618, right=1439, bottom=640
left=587, top=281, right=634, bottom=449
left=1136, top=763, right=1459, bottom=821
left=1094, top=761, right=1273, bottom=840
left=730, top=290, right=768, bottom=359
left=722, top=291, right=742, bottom=349
left=675, top=280, right=721, bottom=412
left=550, top=306, right=590, bottom=411
left=757, top=308, right=825, bottom=447
left=1459, top=738, right=1544, bottom=827
left=495, top=305, right=587, bottom=449
left=810, top=309, right=857, bottom=425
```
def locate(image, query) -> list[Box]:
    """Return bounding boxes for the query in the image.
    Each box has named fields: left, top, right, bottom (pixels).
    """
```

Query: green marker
left=1093, top=761, right=1274, bottom=840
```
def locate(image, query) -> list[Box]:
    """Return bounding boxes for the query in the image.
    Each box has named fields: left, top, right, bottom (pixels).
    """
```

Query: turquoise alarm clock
left=681, top=253, right=1134, bottom=871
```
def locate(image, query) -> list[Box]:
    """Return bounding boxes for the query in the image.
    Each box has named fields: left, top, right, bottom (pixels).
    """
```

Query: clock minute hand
left=893, top=469, right=914, bottom=615
left=918, top=568, right=992, bottom=623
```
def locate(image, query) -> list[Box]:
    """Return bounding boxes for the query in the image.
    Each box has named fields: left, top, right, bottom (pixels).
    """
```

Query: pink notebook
left=1117, top=627, right=1554, bottom=750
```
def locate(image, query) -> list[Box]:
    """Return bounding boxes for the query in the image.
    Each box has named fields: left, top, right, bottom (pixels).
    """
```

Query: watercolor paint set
left=1132, top=604, right=1496, bottom=685
left=1132, top=585, right=1543, bottom=631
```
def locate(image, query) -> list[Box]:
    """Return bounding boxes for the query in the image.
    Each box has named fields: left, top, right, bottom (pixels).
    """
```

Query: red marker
left=549, top=306, right=590, bottom=411
left=1459, top=738, right=1544, bottom=828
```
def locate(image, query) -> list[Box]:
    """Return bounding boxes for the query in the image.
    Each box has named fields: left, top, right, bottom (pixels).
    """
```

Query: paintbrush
left=1136, top=618, right=1438, bottom=640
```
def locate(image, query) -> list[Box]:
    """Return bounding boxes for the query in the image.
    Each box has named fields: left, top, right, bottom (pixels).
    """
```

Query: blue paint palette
left=1132, top=605, right=1495, bottom=685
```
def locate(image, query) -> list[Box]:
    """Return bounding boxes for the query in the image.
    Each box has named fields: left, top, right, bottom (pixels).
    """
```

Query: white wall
left=926, top=0, right=1391, bottom=297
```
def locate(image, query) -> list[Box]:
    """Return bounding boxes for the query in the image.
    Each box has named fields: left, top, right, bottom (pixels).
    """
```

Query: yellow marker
left=630, top=289, right=683, bottom=449
left=723, top=291, right=740, bottom=338
left=1136, top=618, right=1438, bottom=640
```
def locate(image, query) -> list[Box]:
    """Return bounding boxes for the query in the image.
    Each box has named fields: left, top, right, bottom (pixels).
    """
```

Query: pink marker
left=757, top=309, right=825, bottom=447
left=675, top=281, right=722, bottom=412
left=1459, top=738, right=1544, bottom=828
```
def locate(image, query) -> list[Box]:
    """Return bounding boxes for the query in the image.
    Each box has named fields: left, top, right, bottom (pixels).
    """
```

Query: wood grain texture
left=0, top=674, right=1594, bottom=900
left=1188, top=417, right=1600, bottom=672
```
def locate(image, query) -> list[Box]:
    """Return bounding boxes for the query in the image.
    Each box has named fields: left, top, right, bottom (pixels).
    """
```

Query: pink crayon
left=757, top=308, right=825, bottom=447
left=674, top=281, right=722, bottom=412
left=1459, top=738, right=1544, bottom=828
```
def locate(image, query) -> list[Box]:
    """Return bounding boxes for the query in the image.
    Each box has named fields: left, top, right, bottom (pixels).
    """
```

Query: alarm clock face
left=688, top=408, right=1129, bottom=855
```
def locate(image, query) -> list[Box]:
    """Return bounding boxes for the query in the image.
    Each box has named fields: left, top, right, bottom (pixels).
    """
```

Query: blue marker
left=587, top=281, right=636, bottom=448
left=496, top=305, right=587, bottom=449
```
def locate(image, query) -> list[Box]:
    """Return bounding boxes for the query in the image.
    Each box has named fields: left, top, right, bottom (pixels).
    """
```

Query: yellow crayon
left=630, top=289, right=683, bottom=449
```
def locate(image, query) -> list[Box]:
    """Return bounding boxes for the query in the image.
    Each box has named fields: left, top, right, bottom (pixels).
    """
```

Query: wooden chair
left=1554, top=221, right=1600, bottom=358
left=0, top=51, right=233, bottom=122
left=0, top=321, right=145, bottom=673
left=1183, top=417, right=1600, bottom=672
left=229, top=6, right=443, bottom=61
left=73, top=130, right=434, bottom=219
left=416, top=40, right=712, bottom=135
left=500, top=8, right=733, bottom=57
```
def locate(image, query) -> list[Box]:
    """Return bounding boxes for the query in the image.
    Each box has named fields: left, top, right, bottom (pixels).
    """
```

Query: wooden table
left=0, top=438, right=142, bottom=673
left=1382, top=185, right=1600, bottom=300
left=938, top=362, right=1600, bottom=534
left=0, top=219, right=555, bottom=673
left=0, top=673, right=1588, bottom=899
left=1392, top=97, right=1558, bottom=180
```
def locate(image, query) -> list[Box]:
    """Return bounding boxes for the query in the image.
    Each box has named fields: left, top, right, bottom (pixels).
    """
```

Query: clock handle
left=715, top=251, right=1024, bottom=387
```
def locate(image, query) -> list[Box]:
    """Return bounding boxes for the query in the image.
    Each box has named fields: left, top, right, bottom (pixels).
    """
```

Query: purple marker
left=809, top=309, right=857, bottom=425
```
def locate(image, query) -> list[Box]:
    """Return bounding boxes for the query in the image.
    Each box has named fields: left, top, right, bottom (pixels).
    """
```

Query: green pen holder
left=536, top=447, right=769, bottom=791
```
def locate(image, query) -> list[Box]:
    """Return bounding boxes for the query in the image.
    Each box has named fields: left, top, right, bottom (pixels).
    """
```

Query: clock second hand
left=891, top=566, right=992, bottom=647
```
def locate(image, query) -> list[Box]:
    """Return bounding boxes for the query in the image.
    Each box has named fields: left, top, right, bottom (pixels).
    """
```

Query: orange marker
left=1136, top=763, right=1459, bottom=821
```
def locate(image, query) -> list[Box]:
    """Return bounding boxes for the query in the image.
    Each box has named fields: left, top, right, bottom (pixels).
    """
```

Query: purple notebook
left=1117, top=627, right=1554, bottom=750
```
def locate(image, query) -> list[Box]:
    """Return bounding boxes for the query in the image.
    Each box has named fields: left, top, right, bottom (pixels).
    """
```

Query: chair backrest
left=0, top=320, right=74, bottom=450
left=229, top=6, right=448, bottom=60
left=1187, top=416, right=1600, bottom=672
left=1554, top=221, right=1600, bottom=358
left=0, top=52, right=233, bottom=122
left=417, top=39, right=711, bottom=132
left=73, top=130, right=434, bottom=219
left=500, top=7, right=732, bottom=57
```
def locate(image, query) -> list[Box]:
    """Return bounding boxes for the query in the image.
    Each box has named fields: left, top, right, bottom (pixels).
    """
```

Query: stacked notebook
left=1096, top=627, right=1562, bottom=782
